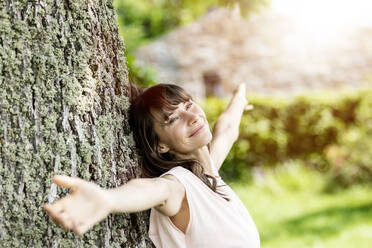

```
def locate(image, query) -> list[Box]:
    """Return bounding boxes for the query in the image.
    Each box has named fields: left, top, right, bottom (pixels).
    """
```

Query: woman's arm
left=108, top=175, right=184, bottom=216
left=209, top=83, right=253, bottom=171
left=43, top=175, right=184, bottom=235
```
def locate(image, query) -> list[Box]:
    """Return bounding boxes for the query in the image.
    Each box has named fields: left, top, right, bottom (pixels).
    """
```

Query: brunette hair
left=129, top=83, right=230, bottom=201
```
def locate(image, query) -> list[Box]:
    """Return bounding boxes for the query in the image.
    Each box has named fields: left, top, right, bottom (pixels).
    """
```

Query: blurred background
left=113, top=0, right=372, bottom=247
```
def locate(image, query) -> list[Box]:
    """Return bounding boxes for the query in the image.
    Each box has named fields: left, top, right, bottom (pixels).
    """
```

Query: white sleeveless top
left=148, top=163, right=260, bottom=248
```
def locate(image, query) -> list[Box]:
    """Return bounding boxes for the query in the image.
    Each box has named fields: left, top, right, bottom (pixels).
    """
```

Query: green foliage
left=326, top=90, right=372, bottom=190
left=126, top=54, right=158, bottom=87
left=203, top=89, right=372, bottom=188
left=114, top=0, right=179, bottom=53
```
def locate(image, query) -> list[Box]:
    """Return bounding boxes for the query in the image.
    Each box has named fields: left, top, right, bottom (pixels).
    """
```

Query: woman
left=43, top=83, right=259, bottom=247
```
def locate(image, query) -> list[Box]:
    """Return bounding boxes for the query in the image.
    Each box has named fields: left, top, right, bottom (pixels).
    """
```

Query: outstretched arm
left=44, top=174, right=184, bottom=236
left=209, top=83, right=253, bottom=171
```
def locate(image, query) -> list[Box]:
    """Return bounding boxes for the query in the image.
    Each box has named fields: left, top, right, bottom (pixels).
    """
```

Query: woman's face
left=152, top=100, right=212, bottom=155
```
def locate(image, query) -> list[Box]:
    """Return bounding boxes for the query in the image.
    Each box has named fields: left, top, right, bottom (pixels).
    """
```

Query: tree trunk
left=0, top=0, right=154, bottom=247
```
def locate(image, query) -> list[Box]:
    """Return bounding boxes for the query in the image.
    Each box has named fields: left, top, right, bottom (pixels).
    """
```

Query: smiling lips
left=189, top=124, right=204, bottom=137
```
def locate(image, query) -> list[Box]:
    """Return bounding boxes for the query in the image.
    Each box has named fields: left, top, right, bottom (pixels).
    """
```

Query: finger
left=239, top=83, right=246, bottom=92
left=44, top=202, right=64, bottom=217
left=43, top=203, right=54, bottom=217
left=244, top=104, right=254, bottom=111
left=44, top=203, right=64, bottom=224
left=44, top=203, right=74, bottom=230
left=74, top=222, right=91, bottom=236
left=52, top=175, right=82, bottom=190
left=43, top=193, right=73, bottom=218
left=57, top=212, right=74, bottom=230
left=74, top=217, right=100, bottom=236
left=73, top=208, right=107, bottom=236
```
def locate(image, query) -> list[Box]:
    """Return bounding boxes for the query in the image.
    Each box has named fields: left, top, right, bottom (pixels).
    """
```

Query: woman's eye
left=169, top=116, right=179, bottom=124
left=186, top=102, right=193, bottom=110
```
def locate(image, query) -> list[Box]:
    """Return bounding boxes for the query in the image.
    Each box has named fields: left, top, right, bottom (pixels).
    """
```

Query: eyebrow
left=162, top=112, right=173, bottom=122
left=155, top=111, right=173, bottom=126
left=158, top=100, right=191, bottom=124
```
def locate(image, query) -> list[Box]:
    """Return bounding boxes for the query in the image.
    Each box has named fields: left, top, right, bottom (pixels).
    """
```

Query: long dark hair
left=129, top=83, right=230, bottom=201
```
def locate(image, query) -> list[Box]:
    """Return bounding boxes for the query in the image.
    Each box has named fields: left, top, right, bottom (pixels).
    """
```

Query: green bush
left=126, top=54, right=158, bottom=87
left=203, top=89, right=372, bottom=188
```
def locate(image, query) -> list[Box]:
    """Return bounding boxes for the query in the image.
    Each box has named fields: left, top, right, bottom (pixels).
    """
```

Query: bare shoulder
left=161, top=174, right=185, bottom=196
left=155, top=174, right=186, bottom=217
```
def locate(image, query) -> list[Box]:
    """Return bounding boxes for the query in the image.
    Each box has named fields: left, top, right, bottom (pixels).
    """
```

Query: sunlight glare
left=271, top=0, right=372, bottom=47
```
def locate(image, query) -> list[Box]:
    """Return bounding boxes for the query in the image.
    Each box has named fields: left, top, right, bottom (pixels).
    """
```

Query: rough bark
left=0, top=0, right=153, bottom=247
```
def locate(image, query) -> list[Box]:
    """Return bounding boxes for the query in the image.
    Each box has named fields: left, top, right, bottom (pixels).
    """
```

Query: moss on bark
left=0, top=0, right=153, bottom=247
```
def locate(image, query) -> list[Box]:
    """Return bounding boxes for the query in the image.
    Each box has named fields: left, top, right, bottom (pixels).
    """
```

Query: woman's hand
left=43, top=175, right=113, bottom=236
left=233, top=83, right=254, bottom=111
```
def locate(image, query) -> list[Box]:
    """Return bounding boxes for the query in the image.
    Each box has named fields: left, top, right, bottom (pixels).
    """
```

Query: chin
left=206, top=131, right=213, bottom=143
left=183, top=129, right=213, bottom=152
left=199, top=130, right=213, bottom=146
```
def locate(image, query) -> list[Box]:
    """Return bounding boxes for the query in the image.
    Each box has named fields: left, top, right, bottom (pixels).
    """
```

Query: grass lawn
left=229, top=162, right=372, bottom=248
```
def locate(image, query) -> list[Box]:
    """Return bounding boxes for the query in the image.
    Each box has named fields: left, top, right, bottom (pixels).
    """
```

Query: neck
left=172, top=145, right=215, bottom=176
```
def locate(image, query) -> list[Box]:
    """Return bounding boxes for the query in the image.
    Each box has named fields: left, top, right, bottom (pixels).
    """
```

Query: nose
left=183, top=111, right=199, bottom=126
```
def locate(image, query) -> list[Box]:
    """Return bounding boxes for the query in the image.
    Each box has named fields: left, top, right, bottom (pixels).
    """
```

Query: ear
left=157, top=143, right=170, bottom=153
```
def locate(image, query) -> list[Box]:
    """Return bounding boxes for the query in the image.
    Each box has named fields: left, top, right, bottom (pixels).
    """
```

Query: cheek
left=196, top=106, right=206, bottom=117
left=176, top=125, right=189, bottom=140
left=167, top=125, right=187, bottom=145
left=192, top=106, right=205, bottom=116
